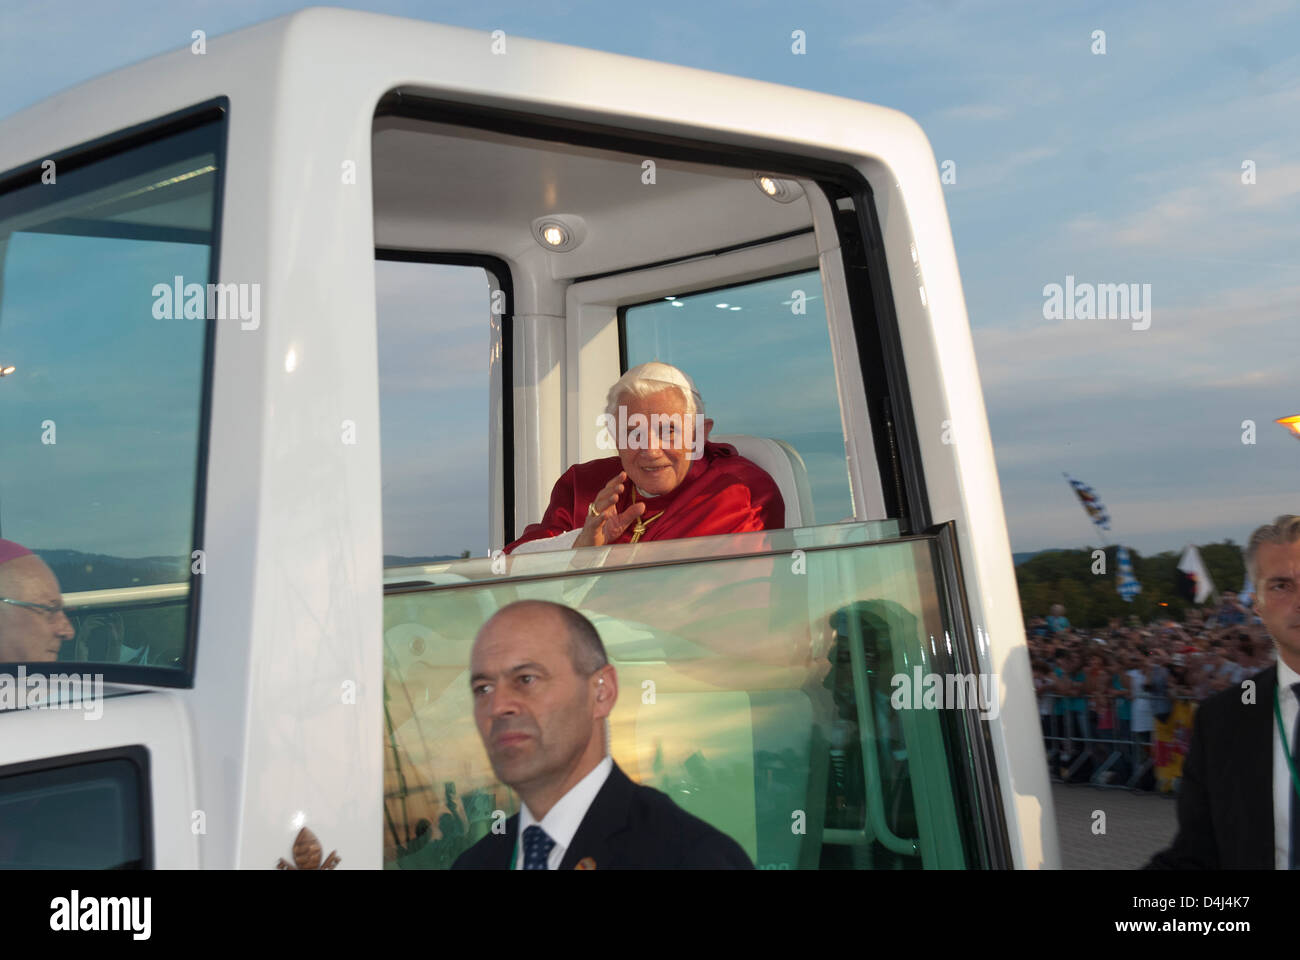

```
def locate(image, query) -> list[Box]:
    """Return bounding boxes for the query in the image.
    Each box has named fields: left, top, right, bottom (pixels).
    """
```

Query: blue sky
left=2, top=0, right=1297, bottom=558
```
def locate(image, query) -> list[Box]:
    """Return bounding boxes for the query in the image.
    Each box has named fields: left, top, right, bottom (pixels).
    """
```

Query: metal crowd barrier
left=1037, top=693, right=1197, bottom=792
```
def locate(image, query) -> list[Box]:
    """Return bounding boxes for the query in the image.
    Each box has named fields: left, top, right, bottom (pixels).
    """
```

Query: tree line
left=1016, top=541, right=1246, bottom=629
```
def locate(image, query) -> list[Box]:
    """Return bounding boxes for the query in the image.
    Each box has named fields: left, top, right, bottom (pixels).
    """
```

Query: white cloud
left=1240, top=161, right=1300, bottom=207
left=949, top=145, right=1060, bottom=191
left=936, top=103, right=1010, bottom=122
left=1229, top=0, right=1298, bottom=25
left=1204, top=369, right=1288, bottom=390
left=1063, top=156, right=1300, bottom=253
left=975, top=281, right=1300, bottom=400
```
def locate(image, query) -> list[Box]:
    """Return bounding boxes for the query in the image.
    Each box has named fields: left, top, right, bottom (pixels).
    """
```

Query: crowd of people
left=1027, top=592, right=1272, bottom=791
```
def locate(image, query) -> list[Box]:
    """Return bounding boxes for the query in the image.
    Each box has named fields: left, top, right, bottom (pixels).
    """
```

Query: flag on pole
left=1116, top=545, right=1142, bottom=602
left=1063, top=473, right=1111, bottom=532
left=1176, top=544, right=1216, bottom=604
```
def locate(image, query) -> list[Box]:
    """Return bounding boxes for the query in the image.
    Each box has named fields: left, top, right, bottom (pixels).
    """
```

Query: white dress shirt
left=515, top=756, right=613, bottom=870
left=1274, top=655, right=1299, bottom=869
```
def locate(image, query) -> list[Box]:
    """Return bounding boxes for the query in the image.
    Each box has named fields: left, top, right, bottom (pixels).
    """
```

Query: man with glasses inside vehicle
left=0, top=538, right=74, bottom=663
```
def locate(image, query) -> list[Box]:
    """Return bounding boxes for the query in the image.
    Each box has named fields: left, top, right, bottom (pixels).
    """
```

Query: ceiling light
left=531, top=214, right=587, bottom=252
left=716, top=303, right=729, bottom=309
left=671, top=301, right=684, bottom=308
left=753, top=173, right=805, bottom=204
left=0, top=365, right=14, bottom=377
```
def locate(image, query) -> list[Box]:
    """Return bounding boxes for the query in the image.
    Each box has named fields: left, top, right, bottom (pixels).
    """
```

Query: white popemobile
left=0, top=8, right=1056, bottom=870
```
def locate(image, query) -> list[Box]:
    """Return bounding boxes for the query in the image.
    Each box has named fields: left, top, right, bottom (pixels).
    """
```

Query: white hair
left=605, top=361, right=705, bottom=419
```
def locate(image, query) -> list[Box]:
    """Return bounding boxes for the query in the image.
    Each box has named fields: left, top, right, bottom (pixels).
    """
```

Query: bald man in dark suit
left=453, top=600, right=752, bottom=870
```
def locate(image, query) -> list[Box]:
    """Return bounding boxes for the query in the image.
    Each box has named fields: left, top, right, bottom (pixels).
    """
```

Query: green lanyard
left=1274, top=685, right=1300, bottom=799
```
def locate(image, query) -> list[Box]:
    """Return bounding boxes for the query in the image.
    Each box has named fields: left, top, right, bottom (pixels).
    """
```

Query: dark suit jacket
left=453, top=762, right=754, bottom=869
left=1146, top=665, right=1276, bottom=869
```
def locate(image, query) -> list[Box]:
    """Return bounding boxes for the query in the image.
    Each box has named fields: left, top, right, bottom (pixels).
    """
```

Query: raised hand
left=574, top=471, right=646, bottom=548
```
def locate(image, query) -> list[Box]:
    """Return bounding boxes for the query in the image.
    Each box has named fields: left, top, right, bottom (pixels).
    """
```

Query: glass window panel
left=0, top=119, right=223, bottom=673
left=0, top=755, right=147, bottom=869
left=624, top=270, right=855, bottom=526
left=382, top=529, right=982, bottom=869
left=376, top=260, right=495, bottom=566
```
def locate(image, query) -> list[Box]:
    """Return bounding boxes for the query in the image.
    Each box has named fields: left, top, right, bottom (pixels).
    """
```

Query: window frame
left=0, top=744, right=154, bottom=869
left=375, top=91, right=925, bottom=529
left=0, top=98, right=228, bottom=687
left=371, top=94, right=1010, bottom=865
left=930, top=520, right=1013, bottom=868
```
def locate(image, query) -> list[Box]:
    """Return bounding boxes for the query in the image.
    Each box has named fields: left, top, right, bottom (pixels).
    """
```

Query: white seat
left=711, top=434, right=815, bottom=527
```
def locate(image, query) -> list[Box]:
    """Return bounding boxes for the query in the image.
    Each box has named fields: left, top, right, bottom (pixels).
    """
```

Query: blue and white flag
left=1116, top=545, right=1142, bottom=602
left=1064, top=473, right=1111, bottom=532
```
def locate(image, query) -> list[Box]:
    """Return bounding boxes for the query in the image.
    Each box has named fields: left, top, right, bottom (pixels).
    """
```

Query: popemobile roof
left=0, top=7, right=934, bottom=181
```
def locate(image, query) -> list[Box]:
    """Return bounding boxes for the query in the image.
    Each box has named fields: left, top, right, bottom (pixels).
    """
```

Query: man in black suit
left=453, top=599, right=753, bottom=869
left=1147, top=514, right=1300, bottom=869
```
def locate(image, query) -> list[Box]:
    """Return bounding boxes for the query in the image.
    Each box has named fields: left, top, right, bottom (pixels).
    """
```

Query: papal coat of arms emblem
left=276, top=827, right=341, bottom=870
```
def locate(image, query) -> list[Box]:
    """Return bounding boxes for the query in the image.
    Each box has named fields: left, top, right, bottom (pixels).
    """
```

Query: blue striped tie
left=522, top=825, right=555, bottom=870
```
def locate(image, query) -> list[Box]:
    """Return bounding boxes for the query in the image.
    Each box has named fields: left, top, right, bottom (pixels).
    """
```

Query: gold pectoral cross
left=627, top=487, right=665, bottom=543
left=629, top=510, right=665, bottom=544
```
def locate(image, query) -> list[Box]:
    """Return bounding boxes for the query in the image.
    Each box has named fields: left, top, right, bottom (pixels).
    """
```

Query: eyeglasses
left=0, top=597, right=68, bottom=621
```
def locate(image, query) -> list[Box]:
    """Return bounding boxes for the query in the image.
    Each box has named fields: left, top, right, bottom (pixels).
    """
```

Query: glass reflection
left=383, top=533, right=978, bottom=870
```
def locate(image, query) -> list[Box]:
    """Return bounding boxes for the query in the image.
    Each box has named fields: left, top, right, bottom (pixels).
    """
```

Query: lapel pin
left=575, top=857, right=597, bottom=870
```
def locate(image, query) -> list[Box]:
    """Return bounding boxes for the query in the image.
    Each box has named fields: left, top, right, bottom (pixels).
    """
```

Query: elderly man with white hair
left=506, top=362, right=784, bottom=554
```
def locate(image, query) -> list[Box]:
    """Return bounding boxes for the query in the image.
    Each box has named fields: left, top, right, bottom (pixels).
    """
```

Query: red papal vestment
left=504, top=441, right=785, bottom=553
